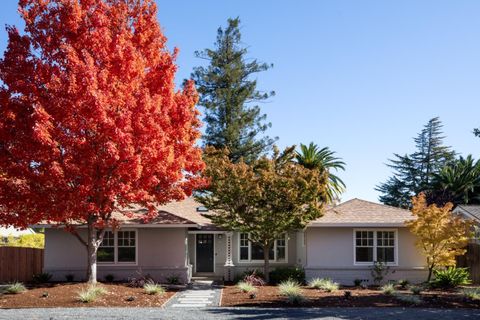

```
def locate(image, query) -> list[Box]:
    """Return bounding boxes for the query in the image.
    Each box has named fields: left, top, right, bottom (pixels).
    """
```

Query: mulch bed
left=0, top=283, right=176, bottom=308
left=221, top=285, right=480, bottom=309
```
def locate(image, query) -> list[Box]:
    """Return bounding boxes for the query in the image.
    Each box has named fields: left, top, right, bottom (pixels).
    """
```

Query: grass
left=395, top=293, right=422, bottom=305
left=143, top=281, right=165, bottom=295
left=409, top=285, right=422, bottom=295
left=278, top=279, right=302, bottom=296
left=237, top=281, right=256, bottom=293
left=278, top=279, right=306, bottom=304
left=381, top=283, right=396, bottom=295
left=4, top=282, right=26, bottom=294
left=77, top=285, right=108, bottom=303
left=308, top=278, right=339, bottom=292
left=461, top=288, right=480, bottom=301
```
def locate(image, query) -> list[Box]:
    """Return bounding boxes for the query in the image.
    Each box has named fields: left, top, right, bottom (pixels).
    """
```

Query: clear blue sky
left=1, top=0, right=479, bottom=203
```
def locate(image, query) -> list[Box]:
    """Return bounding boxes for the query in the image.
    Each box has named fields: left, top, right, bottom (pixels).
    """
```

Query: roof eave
left=308, top=222, right=407, bottom=227
left=31, top=223, right=199, bottom=229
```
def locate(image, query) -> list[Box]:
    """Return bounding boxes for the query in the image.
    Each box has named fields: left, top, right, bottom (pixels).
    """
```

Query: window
left=97, top=230, right=136, bottom=264
left=239, top=233, right=249, bottom=260
left=376, top=231, right=395, bottom=263
left=239, top=233, right=287, bottom=262
left=117, top=231, right=136, bottom=262
left=354, top=230, right=396, bottom=265
left=276, top=238, right=286, bottom=261
left=98, top=231, right=114, bottom=263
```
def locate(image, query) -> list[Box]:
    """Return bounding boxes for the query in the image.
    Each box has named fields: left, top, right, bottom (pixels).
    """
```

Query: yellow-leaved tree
left=407, top=193, right=472, bottom=282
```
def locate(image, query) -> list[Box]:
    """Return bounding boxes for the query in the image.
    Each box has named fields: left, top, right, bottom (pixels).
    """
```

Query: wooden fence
left=0, top=247, right=44, bottom=283
left=457, top=242, right=480, bottom=284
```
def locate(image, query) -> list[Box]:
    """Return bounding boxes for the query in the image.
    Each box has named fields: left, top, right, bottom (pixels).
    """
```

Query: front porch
left=187, top=231, right=234, bottom=281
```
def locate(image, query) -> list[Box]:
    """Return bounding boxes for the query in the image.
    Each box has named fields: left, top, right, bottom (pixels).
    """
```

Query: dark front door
left=196, top=234, right=214, bottom=273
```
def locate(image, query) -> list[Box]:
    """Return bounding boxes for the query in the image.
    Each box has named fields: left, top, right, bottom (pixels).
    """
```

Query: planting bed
left=221, top=285, right=480, bottom=308
left=0, top=283, right=175, bottom=308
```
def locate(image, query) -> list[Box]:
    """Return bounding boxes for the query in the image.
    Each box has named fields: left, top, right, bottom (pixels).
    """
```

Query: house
left=453, top=205, right=480, bottom=242
left=0, top=226, right=36, bottom=243
left=40, top=198, right=430, bottom=285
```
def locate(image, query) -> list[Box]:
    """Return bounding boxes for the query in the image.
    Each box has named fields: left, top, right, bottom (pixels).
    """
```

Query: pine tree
left=191, top=17, right=276, bottom=163
left=376, top=117, right=455, bottom=208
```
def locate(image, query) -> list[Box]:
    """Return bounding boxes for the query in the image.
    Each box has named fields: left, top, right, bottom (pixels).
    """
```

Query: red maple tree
left=0, top=0, right=205, bottom=282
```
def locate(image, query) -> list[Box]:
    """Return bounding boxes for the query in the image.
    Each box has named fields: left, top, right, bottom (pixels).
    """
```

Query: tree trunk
left=427, top=265, right=434, bottom=282
left=86, top=217, right=98, bottom=284
left=263, top=244, right=270, bottom=284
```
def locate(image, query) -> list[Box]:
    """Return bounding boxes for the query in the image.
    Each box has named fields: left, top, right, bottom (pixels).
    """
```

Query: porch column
left=224, top=231, right=234, bottom=281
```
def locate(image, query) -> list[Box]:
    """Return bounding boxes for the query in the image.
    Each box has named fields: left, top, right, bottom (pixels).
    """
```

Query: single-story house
left=39, top=198, right=432, bottom=285
left=453, top=205, right=480, bottom=242
left=0, top=226, right=36, bottom=243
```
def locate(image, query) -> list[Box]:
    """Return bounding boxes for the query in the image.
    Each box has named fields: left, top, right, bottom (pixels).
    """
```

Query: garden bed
left=0, top=283, right=175, bottom=308
left=221, top=285, right=480, bottom=308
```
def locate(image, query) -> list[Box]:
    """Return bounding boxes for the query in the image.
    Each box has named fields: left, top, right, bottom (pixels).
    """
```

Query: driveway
left=0, top=307, right=479, bottom=320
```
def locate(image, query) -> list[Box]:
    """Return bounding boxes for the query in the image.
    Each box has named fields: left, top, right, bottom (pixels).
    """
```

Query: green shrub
left=397, top=279, right=409, bottom=289
left=353, top=279, right=362, bottom=287
left=143, top=281, right=165, bottom=295
left=269, top=267, right=305, bottom=285
left=105, top=274, right=114, bottom=282
left=234, top=269, right=265, bottom=284
left=77, top=285, right=108, bottom=303
left=409, top=286, right=422, bottom=295
left=308, top=278, right=339, bottom=292
left=461, top=288, right=480, bottom=301
left=237, top=281, right=256, bottom=293
left=431, top=267, right=471, bottom=289
left=381, top=283, right=396, bottom=295
left=395, top=293, right=422, bottom=305
left=166, top=274, right=180, bottom=285
left=5, top=282, right=26, bottom=294
left=33, top=272, right=52, bottom=283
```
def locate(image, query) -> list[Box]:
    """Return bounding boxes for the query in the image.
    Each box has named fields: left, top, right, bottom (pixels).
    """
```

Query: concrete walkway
left=1, top=307, right=479, bottom=319
left=164, top=280, right=222, bottom=308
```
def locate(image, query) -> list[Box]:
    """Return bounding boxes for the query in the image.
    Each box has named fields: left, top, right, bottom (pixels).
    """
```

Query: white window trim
left=237, top=233, right=288, bottom=264
left=353, top=229, right=398, bottom=266
left=98, top=229, right=138, bottom=266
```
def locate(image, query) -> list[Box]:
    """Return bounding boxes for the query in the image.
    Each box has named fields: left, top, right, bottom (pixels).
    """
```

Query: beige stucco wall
left=44, top=227, right=191, bottom=283
left=304, top=227, right=428, bottom=285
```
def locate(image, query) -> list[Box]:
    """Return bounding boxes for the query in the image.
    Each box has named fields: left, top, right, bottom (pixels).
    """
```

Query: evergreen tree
left=192, top=18, right=276, bottom=163
left=376, top=117, right=455, bottom=208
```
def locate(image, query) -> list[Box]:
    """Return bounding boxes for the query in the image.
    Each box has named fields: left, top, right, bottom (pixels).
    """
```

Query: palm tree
left=296, top=142, right=346, bottom=203
left=429, top=155, right=480, bottom=205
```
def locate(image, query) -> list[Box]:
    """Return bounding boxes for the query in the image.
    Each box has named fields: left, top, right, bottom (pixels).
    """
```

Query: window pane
left=99, top=231, right=114, bottom=247
left=118, top=231, right=135, bottom=247
left=276, top=246, right=286, bottom=261
left=356, top=247, right=373, bottom=262
left=240, top=247, right=249, bottom=260
left=118, top=247, right=135, bottom=262
left=377, top=247, right=394, bottom=263
left=251, top=244, right=274, bottom=260
left=97, top=247, right=114, bottom=262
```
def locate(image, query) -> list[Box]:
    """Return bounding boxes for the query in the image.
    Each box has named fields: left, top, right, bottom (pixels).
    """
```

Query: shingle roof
left=455, top=205, right=480, bottom=222
left=112, top=204, right=197, bottom=226
left=309, top=198, right=414, bottom=226
left=155, top=197, right=223, bottom=231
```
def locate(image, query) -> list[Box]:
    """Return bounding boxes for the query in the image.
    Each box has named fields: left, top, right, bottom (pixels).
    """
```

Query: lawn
left=0, top=283, right=175, bottom=308
left=221, top=284, right=480, bottom=308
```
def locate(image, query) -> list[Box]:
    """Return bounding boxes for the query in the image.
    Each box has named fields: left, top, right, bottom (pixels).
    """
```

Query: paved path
left=1, top=307, right=479, bottom=319
left=164, top=280, right=222, bottom=308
